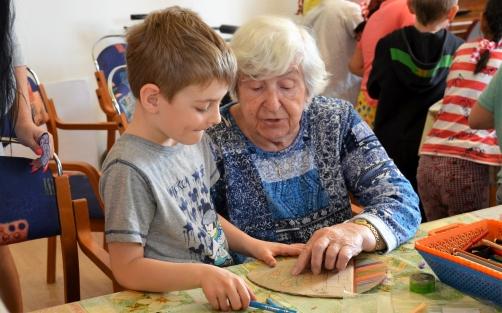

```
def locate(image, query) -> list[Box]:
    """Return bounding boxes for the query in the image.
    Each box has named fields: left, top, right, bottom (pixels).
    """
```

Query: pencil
left=481, top=239, right=502, bottom=256
left=453, top=249, right=502, bottom=272
left=409, top=302, right=427, bottom=313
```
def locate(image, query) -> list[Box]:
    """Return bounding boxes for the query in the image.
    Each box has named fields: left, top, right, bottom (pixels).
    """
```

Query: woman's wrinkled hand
left=291, top=222, right=375, bottom=275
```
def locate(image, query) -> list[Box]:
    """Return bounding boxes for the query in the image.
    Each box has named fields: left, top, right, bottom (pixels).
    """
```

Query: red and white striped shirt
left=420, top=40, right=502, bottom=166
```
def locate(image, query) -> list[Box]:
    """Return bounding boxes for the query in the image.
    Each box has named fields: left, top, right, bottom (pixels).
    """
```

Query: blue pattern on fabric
left=208, top=96, right=420, bottom=248
left=263, top=169, right=329, bottom=220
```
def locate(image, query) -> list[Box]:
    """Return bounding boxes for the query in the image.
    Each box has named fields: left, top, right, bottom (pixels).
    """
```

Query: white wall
left=13, top=0, right=297, bottom=167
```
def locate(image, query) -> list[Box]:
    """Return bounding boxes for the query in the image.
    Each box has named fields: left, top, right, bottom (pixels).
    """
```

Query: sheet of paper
left=247, top=258, right=354, bottom=298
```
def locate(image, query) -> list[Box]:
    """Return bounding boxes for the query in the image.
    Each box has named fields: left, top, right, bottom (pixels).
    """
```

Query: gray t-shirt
left=100, top=134, right=233, bottom=266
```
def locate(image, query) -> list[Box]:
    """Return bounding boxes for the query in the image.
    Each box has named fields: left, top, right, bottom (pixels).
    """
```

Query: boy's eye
left=196, top=107, right=209, bottom=113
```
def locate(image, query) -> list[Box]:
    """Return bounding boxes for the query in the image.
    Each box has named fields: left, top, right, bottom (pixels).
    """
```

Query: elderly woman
left=207, top=16, right=420, bottom=275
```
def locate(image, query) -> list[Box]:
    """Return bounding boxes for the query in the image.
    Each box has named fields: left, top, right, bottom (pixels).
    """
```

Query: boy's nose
left=208, top=106, right=222, bottom=126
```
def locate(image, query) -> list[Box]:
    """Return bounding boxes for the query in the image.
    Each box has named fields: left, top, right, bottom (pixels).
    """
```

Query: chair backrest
left=0, top=153, right=80, bottom=302
left=465, top=20, right=482, bottom=42
left=449, top=19, right=480, bottom=40
left=92, top=35, right=130, bottom=132
left=92, top=35, right=127, bottom=80
left=27, top=66, right=122, bottom=157
left=108, top=65, right=135, bottom=122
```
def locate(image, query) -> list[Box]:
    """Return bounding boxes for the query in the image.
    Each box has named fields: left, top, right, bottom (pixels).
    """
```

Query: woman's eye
left=196, top=107, right=209, bottom=113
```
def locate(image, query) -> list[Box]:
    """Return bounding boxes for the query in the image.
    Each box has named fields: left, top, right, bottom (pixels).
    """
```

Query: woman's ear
left=139, top=83, right=161, bottom=113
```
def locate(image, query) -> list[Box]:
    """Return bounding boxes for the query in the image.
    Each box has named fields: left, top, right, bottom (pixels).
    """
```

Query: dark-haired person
left=0, top=1, right=53, bottom=312
left=367, top=0, right=463, bottom=221
left=417, top=0, right=502, bottom=221
left=349, top=0, right=415, bottom=127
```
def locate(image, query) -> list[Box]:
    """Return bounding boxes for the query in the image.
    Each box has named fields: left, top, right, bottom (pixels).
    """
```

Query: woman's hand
left=251, top=240, right=305, bottom=267
left=14, top=121, right=54, bottom=171
left=291, top=222, right=375, bottom=275
left=200, top=265, right=255, bottom=311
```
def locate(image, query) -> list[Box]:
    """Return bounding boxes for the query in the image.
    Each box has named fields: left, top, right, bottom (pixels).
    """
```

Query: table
left=34, top=207, right=502, bottom=313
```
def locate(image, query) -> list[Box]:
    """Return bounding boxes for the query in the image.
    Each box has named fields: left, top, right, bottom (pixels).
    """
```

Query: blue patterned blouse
left=208, top=96, right=420, bottom=252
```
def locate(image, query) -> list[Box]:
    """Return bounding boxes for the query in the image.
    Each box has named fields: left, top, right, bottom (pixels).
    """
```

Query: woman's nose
left=264, top=88, right=281, bottom=111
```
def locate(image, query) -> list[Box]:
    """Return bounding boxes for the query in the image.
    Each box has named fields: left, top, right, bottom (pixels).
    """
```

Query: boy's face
left=155, top=80, right=227, bottom=145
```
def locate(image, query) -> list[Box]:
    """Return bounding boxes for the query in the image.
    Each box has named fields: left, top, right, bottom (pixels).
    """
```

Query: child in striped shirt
left=417, top=0, right=502, bottom=221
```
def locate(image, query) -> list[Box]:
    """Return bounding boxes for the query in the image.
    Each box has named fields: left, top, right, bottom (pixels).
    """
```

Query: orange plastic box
left=415, top=220, right=502, bottom=306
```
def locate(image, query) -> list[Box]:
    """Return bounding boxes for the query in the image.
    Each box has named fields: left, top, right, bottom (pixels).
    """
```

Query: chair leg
left=46, top=236, right=57, bottom=284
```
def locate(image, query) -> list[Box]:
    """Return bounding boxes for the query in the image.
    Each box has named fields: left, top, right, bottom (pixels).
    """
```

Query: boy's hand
left=200, top=265, right=255, bottom=311
left=251, top=240, right=305, bottom=267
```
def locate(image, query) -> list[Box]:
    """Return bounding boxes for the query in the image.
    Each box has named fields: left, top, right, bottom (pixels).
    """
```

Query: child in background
left=367, top=0, right=463, bottom=221
left=417, top=0, right=502, bottom=221
left=349, top=0, right=415, bottom=127
left=99, top=7, right=303, bottom=312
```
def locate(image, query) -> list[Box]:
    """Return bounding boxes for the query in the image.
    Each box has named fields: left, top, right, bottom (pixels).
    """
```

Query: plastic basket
left=415, top=220, right=502, bottom=306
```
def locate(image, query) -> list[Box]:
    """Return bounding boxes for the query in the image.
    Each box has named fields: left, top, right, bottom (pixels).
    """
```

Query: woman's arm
left=349, top=45, right=364, bottom=77
left=341, top=104, right=421, bottom=252
left=13, top=66, right=54, bottom=159
left=469, top=102, right=494, bottom=129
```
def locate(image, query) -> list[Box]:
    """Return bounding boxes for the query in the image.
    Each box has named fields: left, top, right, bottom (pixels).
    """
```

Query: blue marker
left=249, top=300, right=296, bottom=313
left=266, top=298, right=297, bottom=313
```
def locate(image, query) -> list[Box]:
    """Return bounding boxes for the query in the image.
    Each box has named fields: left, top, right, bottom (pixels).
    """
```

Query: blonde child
left=99, top=7, right=303, bottom=311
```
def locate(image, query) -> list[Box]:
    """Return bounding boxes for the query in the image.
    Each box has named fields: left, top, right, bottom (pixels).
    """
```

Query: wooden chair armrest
left=62, top=161, right=102, bottom=208
left=73, top=198, right=113, bottom=279
left=55, top=119, right=119, bottom=131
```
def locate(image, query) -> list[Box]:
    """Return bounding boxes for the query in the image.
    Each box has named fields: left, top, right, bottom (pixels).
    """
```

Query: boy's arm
left=218, top=215, right=304, bottom=266
left=109, top=242, right=254, bottom=311
left=109, top=242, right=206, bottom=292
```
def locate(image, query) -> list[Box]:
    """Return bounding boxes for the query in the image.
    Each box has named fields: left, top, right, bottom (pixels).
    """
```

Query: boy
left=99, top=7, right=302, bottom=312
left=367, top=0, right=463, bottom=217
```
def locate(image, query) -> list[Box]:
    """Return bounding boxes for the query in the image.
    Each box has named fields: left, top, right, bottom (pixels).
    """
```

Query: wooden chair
left=26, top=67, right=118, bottom=284
left=92, top=35, right=130, bottom=134
left=73, top=196, right=123, bottom=292
left=0, top=151, right=80, bottom=303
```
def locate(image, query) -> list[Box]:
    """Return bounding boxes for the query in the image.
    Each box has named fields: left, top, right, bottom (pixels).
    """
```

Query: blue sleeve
left=340, top=106, right=421, bottom=251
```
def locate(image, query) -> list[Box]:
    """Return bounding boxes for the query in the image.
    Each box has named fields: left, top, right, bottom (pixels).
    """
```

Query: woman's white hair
left=230, top=15, right=328, bottom=101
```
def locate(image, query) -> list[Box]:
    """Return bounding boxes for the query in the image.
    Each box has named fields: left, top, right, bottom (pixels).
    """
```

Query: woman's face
left=235, top=68, right=308, bottom=151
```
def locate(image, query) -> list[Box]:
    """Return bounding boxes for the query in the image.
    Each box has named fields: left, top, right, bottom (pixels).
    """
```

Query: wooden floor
left=9, top=233, right=112, bottom=312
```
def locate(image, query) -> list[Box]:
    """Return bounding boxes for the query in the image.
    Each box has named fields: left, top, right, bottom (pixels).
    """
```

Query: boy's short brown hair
left=126, top=6, right=236, bottom=101
left=410, top=0, right=458, bottom=26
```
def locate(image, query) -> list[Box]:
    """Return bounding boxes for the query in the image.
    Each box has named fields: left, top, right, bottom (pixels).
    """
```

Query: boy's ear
left=139, top=83, right=162, bottom=113
left=447, top=5, right=459, bottom=22
left=407, top=0, right=415, bottom=14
